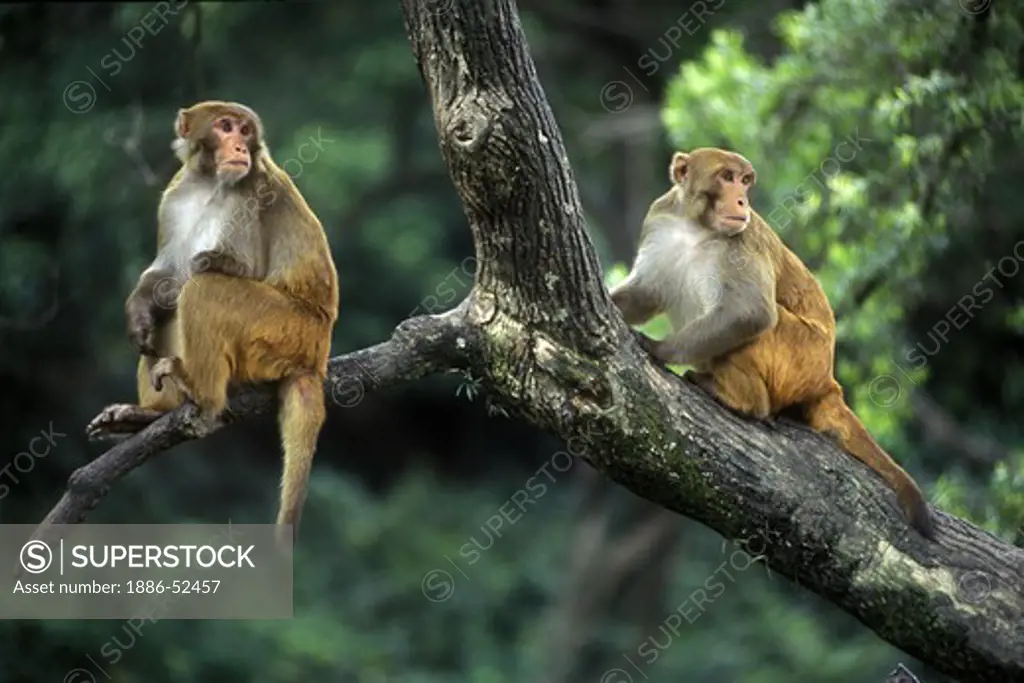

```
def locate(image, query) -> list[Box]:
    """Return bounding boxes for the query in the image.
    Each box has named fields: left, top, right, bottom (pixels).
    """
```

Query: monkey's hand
left=127, top=303, right=158, bottom=356
left=190, top=250, right=248, bottom=278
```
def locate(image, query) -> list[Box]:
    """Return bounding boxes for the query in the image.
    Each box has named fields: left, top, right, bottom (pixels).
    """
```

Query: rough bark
left=398, top=2, right=1023, bottom=681
left=38, top=1, right=1023, bottom=681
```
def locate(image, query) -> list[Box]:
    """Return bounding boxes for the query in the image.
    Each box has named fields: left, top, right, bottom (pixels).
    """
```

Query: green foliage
left=0, top=469, right=922, bottom=682
left=3, top=0, right=1024, bottom=680
left=646, top=0, right=1024, bottom=537
left=935, top=451, right=1024, bottom=543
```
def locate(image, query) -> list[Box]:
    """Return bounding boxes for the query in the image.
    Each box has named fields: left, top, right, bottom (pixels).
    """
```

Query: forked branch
left=32, top=1, right=1024, bottom=679
left=36, top=309, right=472, bottom=536
left=399, top=1, right=1024, bottom=680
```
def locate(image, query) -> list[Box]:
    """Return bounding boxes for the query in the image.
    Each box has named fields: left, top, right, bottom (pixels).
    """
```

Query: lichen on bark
left=35, top=1, right=1024, bottom=680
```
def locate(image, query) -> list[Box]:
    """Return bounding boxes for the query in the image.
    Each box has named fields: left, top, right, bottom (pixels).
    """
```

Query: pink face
left=211, top=115, right=255, bottom=180
left=712, top=165, right=755, bottom=234
left=670, top=149, right=757, bottom=235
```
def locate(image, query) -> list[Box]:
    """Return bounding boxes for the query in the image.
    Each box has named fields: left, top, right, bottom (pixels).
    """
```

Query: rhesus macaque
left=610, top=148, right=935, bottom=539
left=87, top=101, right=339, bottom=548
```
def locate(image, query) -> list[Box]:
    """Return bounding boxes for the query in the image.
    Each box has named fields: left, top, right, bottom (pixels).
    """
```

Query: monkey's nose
left=737, top=198, right=746, bottom=206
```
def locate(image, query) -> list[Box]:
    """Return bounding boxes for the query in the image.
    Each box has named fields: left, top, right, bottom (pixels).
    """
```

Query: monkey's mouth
left=223, top=160, right=249, bottom=167
left=721, top=215, right=748, bottom=226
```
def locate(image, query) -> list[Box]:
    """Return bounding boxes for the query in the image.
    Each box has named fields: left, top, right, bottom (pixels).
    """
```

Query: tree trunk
left=43, top=1, right=1024, bottom=681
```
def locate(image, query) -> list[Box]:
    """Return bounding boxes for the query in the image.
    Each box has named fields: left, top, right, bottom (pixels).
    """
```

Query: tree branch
left=399, top=2, right=1024, bottom=681
left=402, top=0, right=619, bottom=354
left=33, top=309, right=473, bottom=540
left=35, top=2, right=1024, bottom=680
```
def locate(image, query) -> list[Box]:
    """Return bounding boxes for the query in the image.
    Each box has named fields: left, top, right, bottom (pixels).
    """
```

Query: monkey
left=86, top=101, right=339, bottom=549
left=610, top=148, right=936, bottom=539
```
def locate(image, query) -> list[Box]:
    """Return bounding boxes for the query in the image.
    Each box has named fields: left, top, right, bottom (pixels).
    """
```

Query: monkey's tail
left=275, top=372, right=327, bottom=552
left=805, top=390, right=936, bottom=540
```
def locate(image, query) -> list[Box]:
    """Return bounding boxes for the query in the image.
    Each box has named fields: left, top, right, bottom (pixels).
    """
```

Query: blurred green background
left=1, top=1, right=1022, bottom=681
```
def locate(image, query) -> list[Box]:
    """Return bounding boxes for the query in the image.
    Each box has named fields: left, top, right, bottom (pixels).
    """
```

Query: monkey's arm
left=189, top=250, right=251, bottom=278
left=648, top=266, right=778, bottom=366
left=125, top=267, right=176, bottom=356
left=128, top=185, right=190, bottom=353
left=261, top=175, right=339, bottom=321
left=269, top=240, right=338, bottom=322
left=610, top=278, right=660, bottom=325
left=649, top=303, right=776, bottom=366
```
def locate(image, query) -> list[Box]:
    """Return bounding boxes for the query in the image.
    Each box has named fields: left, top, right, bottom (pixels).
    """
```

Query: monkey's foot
left=684, top=370, right=717, bottom=396
left=150, top=356, right=192, bottom=398
left=773, top=414, right=812, bottom=431
left=86, top=404, right=165, bottom=441
left=172, top=400, right=226, bottom=439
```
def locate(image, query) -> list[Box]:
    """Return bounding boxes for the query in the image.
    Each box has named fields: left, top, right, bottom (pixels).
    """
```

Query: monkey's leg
left=223, top=284, right=330, bottom=550
left=172, top=278, right=239, bottom=419
left=86, top=328, right=186, bottom=440
left=758, top=307, right=835, bottom=409
left=674, top=306, right=823, bottom=425
left=697, top=357, right=772, bottom=420
left=177, top=274, right=331, bottom=548
left=176, top=274, right=329, bottom=417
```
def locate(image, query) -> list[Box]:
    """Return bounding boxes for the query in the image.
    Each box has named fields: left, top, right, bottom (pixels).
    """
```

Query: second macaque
left=88, top=101, right=339, bottom=549
left=610, top=148, right=936, bottom=539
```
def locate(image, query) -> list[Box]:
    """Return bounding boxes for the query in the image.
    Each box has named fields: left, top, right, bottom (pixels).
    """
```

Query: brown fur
left=88, top=101, right=339, bottom=549
left=611, top=148, right=935, bottom=539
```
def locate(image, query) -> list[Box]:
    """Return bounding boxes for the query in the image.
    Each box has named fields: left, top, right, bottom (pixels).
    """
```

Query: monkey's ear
left=174, top=108, right=192, bottom=139
left=670, top=152, right=689, bottom=185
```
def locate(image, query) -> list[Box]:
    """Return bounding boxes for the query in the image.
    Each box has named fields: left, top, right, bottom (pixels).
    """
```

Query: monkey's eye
left=721, top=170, right=734, bottom=182
left=240, top=123, right=251, bottom=136
left=219, top=119, right=233, bottom=133
left=742, top=174, right=754, bottom=185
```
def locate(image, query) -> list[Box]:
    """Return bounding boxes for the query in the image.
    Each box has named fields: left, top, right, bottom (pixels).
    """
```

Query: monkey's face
left=673, top=149, right=755, bottom=236
left=206, top=114, right=258, bottom=185
left=706, top=163, right=754, bottom=236
left=175, top=102, right=263, bottom=185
